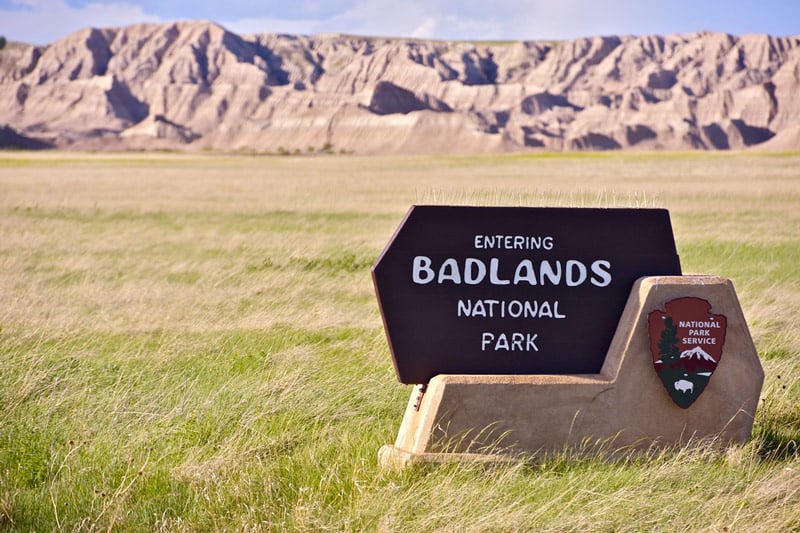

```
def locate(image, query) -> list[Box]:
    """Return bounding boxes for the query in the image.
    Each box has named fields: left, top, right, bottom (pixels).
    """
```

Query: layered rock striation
left=1, top=21, right=798, bottom=153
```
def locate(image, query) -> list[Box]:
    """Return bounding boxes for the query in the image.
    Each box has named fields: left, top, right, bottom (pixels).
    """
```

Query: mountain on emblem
left=647, top=298, right=727, bottom=408
left=680, top=346, right=717, bottom=363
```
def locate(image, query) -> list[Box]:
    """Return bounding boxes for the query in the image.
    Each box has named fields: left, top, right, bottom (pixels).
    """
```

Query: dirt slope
left=1, top=21, right=798, bottom=153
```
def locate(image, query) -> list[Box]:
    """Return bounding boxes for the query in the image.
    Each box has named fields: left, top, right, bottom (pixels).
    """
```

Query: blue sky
left=1, top=0, right=798, bottom=45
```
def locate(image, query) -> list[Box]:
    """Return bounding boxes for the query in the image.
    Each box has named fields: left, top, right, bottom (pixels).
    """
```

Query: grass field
left=1, top=151, right=798, bottom=531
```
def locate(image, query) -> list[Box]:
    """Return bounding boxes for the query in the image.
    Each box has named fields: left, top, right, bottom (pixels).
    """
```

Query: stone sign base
left=379, top=276, right=764, bottom=469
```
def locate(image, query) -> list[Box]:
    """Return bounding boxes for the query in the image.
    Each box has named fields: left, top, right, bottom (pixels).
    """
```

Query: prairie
left=0, top=151, right=798, bottom=531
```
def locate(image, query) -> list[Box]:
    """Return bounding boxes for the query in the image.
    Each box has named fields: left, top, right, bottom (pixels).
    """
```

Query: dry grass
left=0, top=150, right=798, bottom=531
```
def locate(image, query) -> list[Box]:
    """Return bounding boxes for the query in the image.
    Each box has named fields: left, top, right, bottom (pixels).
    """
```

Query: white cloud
left=9, top=0, right=41, bottom=7
left=269, top=0, right=603, bottom=41
left=0, top=0, right=161, bottom=44
left=410, top=17, right=437, bottom=39
left=501, top=0, right=645, bottom=40
left=438, top=14, right=504, bottom=41
left=220, top=16, right=321, bottom=36
left=212, top=0, right=634, bottom=42
left=0, top=0, right=794, bottom=46
left=326, top=0, right=432, bottom=38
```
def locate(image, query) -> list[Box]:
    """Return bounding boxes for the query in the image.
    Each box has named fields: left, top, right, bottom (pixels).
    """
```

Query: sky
left=1, top=0, right=798, bottom=46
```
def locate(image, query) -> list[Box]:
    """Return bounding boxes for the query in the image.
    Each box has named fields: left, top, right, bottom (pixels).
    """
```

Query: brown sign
left=647, top=297, right=728, bottom=408
left=373, top=206, right=682, bottom=384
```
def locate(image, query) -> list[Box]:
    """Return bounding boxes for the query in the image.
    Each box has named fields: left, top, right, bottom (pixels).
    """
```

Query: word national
left=457, top=299, right=565, bottom=319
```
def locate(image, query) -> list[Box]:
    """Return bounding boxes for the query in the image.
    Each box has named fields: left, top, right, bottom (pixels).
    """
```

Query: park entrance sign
left=374, top=206, right=765, bottom=466
left=373, top=206, right=682, bottom=384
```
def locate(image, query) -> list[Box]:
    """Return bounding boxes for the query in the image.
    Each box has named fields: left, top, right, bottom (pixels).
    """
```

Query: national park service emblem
left=647, top=297, right=727, bottom=408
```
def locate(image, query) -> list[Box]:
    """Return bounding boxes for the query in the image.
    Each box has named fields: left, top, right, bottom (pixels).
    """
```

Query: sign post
left=374, top=206, right=764, bottom=467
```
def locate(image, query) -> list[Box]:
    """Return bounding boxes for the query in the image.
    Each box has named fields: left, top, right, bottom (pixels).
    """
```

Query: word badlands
left=412, top=256, right=612, bottom=287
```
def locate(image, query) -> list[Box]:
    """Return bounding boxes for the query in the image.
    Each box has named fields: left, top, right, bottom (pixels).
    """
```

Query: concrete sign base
left=379, top=276, right=764, bottom=469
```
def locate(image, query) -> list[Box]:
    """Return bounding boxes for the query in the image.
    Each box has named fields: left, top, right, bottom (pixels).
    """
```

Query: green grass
left=0, top=151, right=798, bottom=531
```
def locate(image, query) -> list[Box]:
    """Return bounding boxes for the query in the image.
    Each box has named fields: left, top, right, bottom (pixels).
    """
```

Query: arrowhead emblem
left=647, top=297, right=727, bottom=408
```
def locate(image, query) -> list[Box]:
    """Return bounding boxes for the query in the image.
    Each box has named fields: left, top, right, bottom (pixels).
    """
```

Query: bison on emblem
left=674, top=379, right=694, bottom=394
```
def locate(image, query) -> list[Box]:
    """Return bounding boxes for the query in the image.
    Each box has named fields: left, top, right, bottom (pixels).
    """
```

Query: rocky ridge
left=1, top=21, right=798, bottom=153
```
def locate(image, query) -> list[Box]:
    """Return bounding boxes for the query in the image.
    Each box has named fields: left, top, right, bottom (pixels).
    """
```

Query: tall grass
left=0, top=151, right=798, bottom=531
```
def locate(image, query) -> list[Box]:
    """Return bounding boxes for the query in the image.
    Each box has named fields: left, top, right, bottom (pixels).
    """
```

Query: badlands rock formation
left=0, top=21, right=798, bottom=153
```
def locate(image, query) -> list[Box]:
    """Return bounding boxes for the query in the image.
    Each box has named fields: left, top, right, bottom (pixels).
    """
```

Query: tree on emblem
left=654, top=315, right=697, bottom=408
left=658, top=317, right=680, bottom=362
